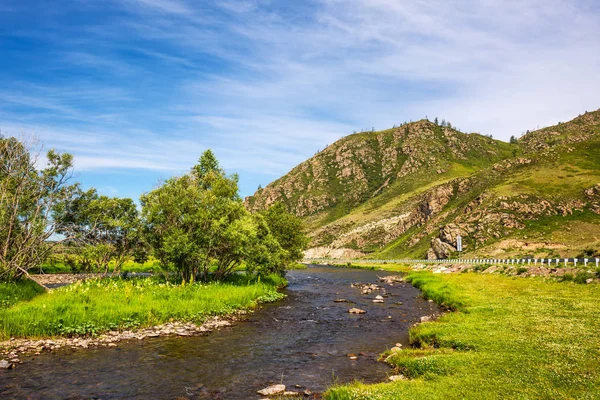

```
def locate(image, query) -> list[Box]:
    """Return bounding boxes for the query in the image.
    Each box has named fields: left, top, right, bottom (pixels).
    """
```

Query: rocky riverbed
left=0, top=266, right=441, bottom=399
left=0, top=316, right=235, bottom=368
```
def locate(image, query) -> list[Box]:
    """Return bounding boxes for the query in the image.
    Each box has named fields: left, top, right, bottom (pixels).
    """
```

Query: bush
left=561, top=273, right=574, bottom=282
left=574, top=271, right=592, bottom=284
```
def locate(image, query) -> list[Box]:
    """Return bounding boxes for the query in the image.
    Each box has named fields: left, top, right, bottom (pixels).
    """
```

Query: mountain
left=245, top=110, right=600, bottom=260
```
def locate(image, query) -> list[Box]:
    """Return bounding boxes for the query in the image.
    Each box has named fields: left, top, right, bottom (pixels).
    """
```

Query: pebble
left=257, top=384, right=286, bottom=396
left=348, top=308, right=366, bottom=314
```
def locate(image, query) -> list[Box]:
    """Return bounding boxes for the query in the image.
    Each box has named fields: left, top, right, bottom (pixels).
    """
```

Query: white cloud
left=1, top=0, right=599, bottom=195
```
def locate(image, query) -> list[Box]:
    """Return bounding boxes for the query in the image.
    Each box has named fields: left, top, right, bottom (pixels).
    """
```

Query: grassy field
left=0, top=274, right=286, bottom=340
left=326, top=266, right=600, bottom=399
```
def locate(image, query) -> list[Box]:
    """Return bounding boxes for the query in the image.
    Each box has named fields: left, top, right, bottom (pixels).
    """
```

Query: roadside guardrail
left=304, top=258, right=600, bottom=268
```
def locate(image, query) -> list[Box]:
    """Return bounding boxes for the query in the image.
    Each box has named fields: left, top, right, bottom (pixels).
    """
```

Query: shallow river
left=0, top=265, right=439, bottom=399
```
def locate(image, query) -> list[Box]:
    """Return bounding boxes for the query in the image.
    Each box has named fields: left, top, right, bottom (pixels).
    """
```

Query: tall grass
left=0, top=280, right=46, bottom=309
left=0, top=274, right=286, bottom=339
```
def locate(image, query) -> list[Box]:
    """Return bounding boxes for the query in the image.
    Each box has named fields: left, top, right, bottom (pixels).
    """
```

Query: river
left=0, top=265, right=439, bottom=399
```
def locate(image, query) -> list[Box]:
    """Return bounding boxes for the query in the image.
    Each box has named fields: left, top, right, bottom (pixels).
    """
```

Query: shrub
left=574, top=271, right=592, bottom=284
left=561, top=273, right=574, bottom=282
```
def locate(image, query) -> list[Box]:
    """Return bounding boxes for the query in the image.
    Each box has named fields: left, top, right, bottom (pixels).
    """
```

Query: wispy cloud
left=1, top=0, right=599, bottom=197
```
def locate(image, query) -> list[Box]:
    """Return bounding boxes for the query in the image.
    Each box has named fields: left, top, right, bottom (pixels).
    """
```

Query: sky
left=1, top=0, right=599, bottom=200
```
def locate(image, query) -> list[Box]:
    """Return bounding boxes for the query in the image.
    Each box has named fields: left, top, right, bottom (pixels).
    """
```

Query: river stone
left=0, top=360, right=14, bottom=369
left=348, top=308, right=366, bottom=314
left=372, top=299, right=384, bottom=303
left=257, top=384, right=286, bottom=396
left=375, top=295, right=384, bottom=300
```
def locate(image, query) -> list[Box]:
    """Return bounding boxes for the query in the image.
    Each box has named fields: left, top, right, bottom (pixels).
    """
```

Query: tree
left=0, top=135, right=78, bottom=281
left=434, top=117, right=439, bottom=125
left=260, top=202, right=309, bottom=268
left=509, top=135, right=518, bottom=144
left=142, top=150, right=250, bottom=281
left=55, top=189, right=142, bottom=274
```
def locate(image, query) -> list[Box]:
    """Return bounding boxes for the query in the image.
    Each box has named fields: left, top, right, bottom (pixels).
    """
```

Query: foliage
left=0, top=274, right=286, bottom=339
left=142, top=150, right=288, bottom=281
left=260, top=202, right=310, bottom=268
left=0, top=136, right=78, bottom=281
left=54, top=189, right=144, bottom=274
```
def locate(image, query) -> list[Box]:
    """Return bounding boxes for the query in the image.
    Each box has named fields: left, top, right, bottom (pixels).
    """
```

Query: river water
left=0, top=265, right=439, bottom=399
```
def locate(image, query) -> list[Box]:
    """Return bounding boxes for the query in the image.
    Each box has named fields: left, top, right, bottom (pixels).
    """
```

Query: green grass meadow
left=0, top=274, right=286, bottom=340
left=326, top=268, right=600, bottom=399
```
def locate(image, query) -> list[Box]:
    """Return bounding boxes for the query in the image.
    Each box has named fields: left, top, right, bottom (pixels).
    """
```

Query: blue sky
left=1, top=0, right=599, bottom=200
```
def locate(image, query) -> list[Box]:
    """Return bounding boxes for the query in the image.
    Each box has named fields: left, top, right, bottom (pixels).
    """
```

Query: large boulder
left=427, top=238, right=456, bottom=260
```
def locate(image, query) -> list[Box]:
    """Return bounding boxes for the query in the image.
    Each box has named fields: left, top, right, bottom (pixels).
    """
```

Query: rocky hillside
left=247, top=110, right=600, bottom=260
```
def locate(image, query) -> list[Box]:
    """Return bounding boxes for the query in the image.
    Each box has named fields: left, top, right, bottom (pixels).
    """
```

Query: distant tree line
left=0, top=135, right=308, bottom=282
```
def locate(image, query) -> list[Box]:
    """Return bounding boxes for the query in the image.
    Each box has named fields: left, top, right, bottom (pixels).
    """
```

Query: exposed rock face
left=585, top=184, right=600, bottom=214
left=427, top=238, right=457, bottom=259
left=304, top=247, right=365, bottom=259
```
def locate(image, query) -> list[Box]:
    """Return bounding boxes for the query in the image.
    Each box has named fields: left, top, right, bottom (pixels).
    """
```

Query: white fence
left=304, top=257, right=600, bottom=268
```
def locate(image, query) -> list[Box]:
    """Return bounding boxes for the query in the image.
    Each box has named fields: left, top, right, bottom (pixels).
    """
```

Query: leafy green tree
left=260, top=202, right=309, bottom=268
left=55, top=189, right=142, bottom=274
left=142, top=150, right=251, bottom=281
left=509, top=135, right=518, bottom=144
left=0, top=136, right=78, bottom=281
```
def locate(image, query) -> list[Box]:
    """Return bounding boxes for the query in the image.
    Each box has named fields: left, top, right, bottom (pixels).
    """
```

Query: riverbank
left=325, top=264, right=600, bottom=399
left=0, top=274, right=286, bottom=363
left=1, top=266, right=439, bottom=398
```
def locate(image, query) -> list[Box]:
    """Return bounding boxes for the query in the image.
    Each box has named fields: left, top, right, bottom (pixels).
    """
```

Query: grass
left=0, top=274, right=286, bottom=340
left=286, top=262, right=308, bottom=270
left=32, top=256, right=162, bottom=274
left=0, top=280, right=46, bottom=309
left=326, top=267, right=600, bottom=399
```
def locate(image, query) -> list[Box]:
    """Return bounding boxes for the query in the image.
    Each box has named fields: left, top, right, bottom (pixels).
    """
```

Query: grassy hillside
left=247, top=110, right=600, bottom=259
